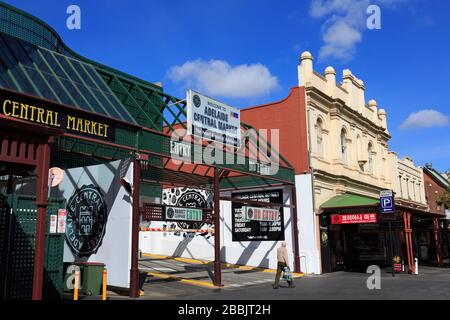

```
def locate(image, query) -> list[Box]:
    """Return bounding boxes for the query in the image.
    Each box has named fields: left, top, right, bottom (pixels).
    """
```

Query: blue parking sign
left=380, top=190, right=395, bottom=214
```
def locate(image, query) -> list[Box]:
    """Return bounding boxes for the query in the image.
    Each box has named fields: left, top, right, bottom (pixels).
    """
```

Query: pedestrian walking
left=273, top=241, right=295, bottom=289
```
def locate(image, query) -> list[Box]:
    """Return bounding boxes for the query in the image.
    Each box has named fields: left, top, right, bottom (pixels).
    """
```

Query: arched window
left=368, top=142, right=373, bottom=173
left=340, top=129, right=347, bottom=162
left=316, top=118, right=323, bottom=157
left=357, top=135, right=363, bottom=171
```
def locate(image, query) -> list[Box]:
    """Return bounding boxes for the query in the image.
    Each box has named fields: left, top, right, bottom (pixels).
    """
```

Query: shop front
left=319, top=193, right=444, bottom=274
left=319, top=194, right=406, bottom=273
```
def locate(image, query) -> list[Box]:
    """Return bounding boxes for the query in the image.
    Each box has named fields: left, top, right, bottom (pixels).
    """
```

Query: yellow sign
left=1, top=93, right=114, bottom=141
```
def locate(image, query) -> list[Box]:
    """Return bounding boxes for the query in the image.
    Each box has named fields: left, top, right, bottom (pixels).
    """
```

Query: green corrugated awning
left=0, top=32, right=137, bottom=125
left=321, top=194, right=379, bottom=209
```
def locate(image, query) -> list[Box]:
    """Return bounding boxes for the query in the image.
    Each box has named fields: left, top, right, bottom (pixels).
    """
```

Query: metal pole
left=433, top=217, right=442, bottom=266
left=213, top=166, right=223, bottom=287
left=32, top=141, right=51, bottom=300
left=73, top=270, right=79, bottom=300
left=291, top=186, right=301, bottom=273
left=388, top=221, right=394, bottom=277
left=129, top=156, right=141, bottom=298
left=102, top=268, right=107, bottom=301
left=403, top=211, right=412, bottom=273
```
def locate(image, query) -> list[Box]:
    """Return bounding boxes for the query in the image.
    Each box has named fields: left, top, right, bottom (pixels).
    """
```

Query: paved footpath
left=185, top=266, right=450, bottom=300
left=74, top=264, right=450, bottom=300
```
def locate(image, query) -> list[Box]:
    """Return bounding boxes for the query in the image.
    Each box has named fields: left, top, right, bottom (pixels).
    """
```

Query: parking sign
left=380, top=190, right=395, bottom=214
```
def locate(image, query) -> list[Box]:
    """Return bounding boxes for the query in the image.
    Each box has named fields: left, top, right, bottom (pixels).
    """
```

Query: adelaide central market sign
left=186, top=89, right=241, bottom=147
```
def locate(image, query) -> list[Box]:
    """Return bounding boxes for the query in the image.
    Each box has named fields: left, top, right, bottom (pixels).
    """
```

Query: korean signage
left=164, top=206, right=203, bottom=222
left=232, top=189, right=284, bottom=242
left=0, top=89, right=115, bottom=141
left=186, top=89, right=241, bottom=147
left=331, top=213, right=377, bottom=225
left=380, top=189, right=395, bottom=214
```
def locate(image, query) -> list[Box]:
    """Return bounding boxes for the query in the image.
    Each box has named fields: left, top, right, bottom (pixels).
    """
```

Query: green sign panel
left=165, top=206, right=203, bottom=222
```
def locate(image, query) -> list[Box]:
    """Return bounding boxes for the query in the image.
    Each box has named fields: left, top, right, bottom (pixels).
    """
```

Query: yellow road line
left=142, top=253, right=305, bottom=277
left=146, top=272, right=218, bottom=289
left=143, top=253, right=210, bottom=265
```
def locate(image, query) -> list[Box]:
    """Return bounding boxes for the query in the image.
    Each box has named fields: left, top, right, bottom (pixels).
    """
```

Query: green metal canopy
left=0, top=32, right=137, bottom=124
left=321, top=194, right=379, bottom=209
left=0, top=1, right=296, bottom=191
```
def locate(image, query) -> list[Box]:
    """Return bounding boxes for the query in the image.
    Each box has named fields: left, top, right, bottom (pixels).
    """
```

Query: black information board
left=231, top=189, right=285, bottom=242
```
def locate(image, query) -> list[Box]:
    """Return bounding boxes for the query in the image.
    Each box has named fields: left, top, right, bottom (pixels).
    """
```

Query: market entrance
left=0, top=115, right=64, bottom=300
left=137, top=157, right=300, bottom=289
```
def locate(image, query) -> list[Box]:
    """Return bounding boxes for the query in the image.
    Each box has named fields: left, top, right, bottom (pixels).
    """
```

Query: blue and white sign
left=380, top=190, right=395, bottom=214
left=186, top=89, right=241, bottom=147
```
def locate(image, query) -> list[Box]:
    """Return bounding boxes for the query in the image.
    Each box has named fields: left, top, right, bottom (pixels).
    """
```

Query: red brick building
left=422, top=164, right=450, bottom=265
left=423, top=164, right=449, bottom=216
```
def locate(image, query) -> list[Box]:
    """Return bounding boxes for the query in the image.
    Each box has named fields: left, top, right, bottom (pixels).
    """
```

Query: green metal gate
left=0, top=194, right=65, bottom=300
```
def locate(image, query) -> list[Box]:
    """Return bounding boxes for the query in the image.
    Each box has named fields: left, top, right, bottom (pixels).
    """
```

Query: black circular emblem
left=167, top=207, right=175, bottom=219
left=66, top=185, right=108, bottom=257
left=193, top=94, right=201, bottom=108
left=175, top=190, right=208, bottom=230
left=247, top=208, right=253, bottom=220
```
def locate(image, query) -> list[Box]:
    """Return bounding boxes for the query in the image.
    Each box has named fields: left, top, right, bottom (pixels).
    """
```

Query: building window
left=316, top=118, right=324, bottom=157
left=418, top=183, right=422, bottom=202
left=398, top=176, right=403, bottom=197
left=368, top=142, right=373, bottom=174
left=340, top=129, right=347, bottom=163
left=357, top=135, right=363, bottom=171
left=406, top=178, right=411, bottom=199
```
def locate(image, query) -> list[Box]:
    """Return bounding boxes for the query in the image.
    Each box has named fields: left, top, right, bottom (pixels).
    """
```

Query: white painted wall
left=14, top=159, right=134, bottom=288
left=139, top=186, right=296, bottom=271
left=296, top=174, right=321, bottom=274
left=59, top=160, right=133, bottom=289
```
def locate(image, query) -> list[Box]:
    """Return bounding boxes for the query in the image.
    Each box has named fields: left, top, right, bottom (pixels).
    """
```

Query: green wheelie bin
left=78, top=262, right=105, bottom=296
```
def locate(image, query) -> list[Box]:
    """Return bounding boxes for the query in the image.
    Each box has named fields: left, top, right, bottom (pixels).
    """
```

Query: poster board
left=231, top=189, right=284, bottom=241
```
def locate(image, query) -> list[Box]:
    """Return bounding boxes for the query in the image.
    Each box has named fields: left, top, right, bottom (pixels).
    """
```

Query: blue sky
left=5, top=0, right=450, bottom=172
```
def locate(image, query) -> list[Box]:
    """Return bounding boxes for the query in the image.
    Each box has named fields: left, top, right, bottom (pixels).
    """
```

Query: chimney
left=368, top=99, right=378, bottom=123
left=324, top=66, right=336, bottom=97
left=378, top=108, right=388, bottom=131
left=298, top=51, right=313, bottom=86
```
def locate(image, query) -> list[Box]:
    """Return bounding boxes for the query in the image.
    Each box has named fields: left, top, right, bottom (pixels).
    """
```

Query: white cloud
left=400, top=109, right=449, bottom=129
left=166, top=59, right=279, bottom=99
left=309, top=0, right=407, bottom=62
left=319, top=20, right=362, bottom=61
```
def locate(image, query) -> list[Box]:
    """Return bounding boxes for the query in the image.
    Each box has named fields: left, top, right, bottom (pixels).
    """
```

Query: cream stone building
left=299, top=51, right=395, bottom=207
left=297, top=51, right=427, bottom=273
left=388, top=154, right=427, bottom=209
left=242, top=51, right=429, bottom=274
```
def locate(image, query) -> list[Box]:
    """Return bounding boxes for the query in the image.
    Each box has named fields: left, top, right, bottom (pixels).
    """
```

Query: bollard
left=414, top=258, right=419, bottom=275
left=102, top=268, right=107, bottom=300
left=74, top=270, right=80, bottom=300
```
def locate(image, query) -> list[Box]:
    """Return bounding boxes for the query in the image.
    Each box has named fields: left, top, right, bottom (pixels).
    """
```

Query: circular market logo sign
left=193, top=94, right=201, bottom=108
left=66, top=185, right=108, bottom=257
left=172, top=189, right=208, bottom=230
